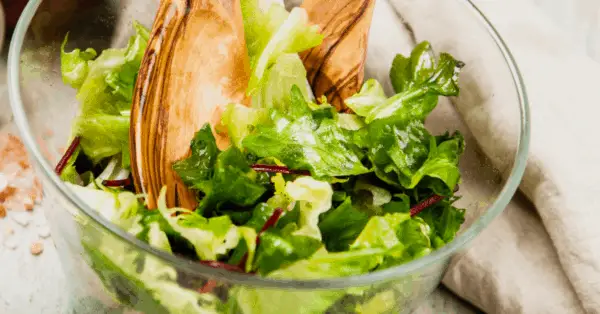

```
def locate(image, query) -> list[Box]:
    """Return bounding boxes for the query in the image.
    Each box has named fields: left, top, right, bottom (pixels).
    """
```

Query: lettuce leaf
left=172, top=124, right=219, bottom=186
left=104, top=22, right=150, bottom=102
left=417, top=198, right=466, bottom=248
left=156, top=188, right=257, bottom=267
left=354, top=117, right=464, bottom=192
left=345, top=41, right=463, bottom=124
left=235, top=248, right=384, bottom=314
left=254, top=226, right=321, bottom=275
left=350, top=213, right=410, bottom=251
left=61, top=22, right=150, bottom=165
left=241, top=0, right=320, bottom=109
left=71, top=183, right=227, bottom=314
left=284, top=177, right=333, bottom=240
left=252, top=53, right=313, bottom=109
left=173, top=124, right=269, bottom=214
left=355, top=118, right=431, bottom=187
left=343, top=79, right=387, bottom=118
left=65, top=182, right=142, bottom=231
left=408, top=132, right=465, bottom=194
left=220, top=104, right=269, bottom=149
left=241, top=0, right=322, bottom=94
left=318, top=197, right=370, bottom=252
left=243, top=87, right=369, bottom=178
left=60, top=34, right=97, bottom=88
left=346, top=212, right=436, bottom=269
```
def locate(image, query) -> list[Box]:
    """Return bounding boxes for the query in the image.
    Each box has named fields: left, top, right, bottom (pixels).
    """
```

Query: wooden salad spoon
left=300, top=0, right=376, bottom=112
left=129, top=0, right=251, bottom=210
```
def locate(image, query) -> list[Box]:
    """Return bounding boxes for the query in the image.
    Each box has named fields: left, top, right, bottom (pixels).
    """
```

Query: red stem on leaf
left=197, top=261, right=246, bottom=294
left=55, top=136, right=81, bottom=175
left=260, top=208, right=284, bottom=234
left=251, top=164, right=311, bottom=176
left=410, top=195, right=444, bottom=217
left=409, top=185, right=460, bottom=217
left=198, top=280, right=218, bottom=294
left=102, top=178, right=132, bottom=187
left=236, top=208, right=284, bottom=271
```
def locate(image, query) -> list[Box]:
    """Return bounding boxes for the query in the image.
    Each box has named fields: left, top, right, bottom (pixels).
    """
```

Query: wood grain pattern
left=300, top=0, right=375, bottom=111
left=129, top=0, right=250, bottom=209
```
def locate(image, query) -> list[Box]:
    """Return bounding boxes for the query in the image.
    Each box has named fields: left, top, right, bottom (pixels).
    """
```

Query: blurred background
left=0, top=0, right=599, bottom=313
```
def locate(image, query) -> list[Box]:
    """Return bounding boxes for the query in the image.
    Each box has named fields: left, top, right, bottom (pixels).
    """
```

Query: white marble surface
left=1, top=0, right=598, bottom=313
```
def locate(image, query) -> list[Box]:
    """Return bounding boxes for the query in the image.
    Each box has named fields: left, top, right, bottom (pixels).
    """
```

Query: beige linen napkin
left=112, top=0, right=599, bottom=313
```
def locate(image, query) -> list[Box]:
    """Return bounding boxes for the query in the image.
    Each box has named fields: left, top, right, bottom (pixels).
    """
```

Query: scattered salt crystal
left=3, top=236, right=18, bottom=250
left=23, top=197, right=34, bottom=211
left=10, top=211, right=31, bottom=227
left=38, top=226, right=51, bottom=239
left=30, top=241, right=44, bottom=255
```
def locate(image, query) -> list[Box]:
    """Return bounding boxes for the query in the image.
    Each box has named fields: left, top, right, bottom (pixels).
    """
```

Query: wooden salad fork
left=300, top=0, right=376, bottom=112
left=129, top=0, right=251, bottom=210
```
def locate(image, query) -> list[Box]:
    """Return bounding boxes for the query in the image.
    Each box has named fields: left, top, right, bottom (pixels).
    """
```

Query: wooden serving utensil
left=300, top=0, right=376, bottom=112
left=130, top=0, right=251, bottom=210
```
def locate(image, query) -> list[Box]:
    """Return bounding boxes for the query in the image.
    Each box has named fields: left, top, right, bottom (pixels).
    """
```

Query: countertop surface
left=1, top=0, right=599, bottom=313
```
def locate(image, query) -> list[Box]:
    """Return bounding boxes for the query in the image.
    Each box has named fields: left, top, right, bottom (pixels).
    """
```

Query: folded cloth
left=113, top=0, right=599, bottom=312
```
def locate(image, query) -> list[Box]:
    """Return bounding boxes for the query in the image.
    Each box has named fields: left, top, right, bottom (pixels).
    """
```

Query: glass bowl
left=8, top=0, right=529, bottom=313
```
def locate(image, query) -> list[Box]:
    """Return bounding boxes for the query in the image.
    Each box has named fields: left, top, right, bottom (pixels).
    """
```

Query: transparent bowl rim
left=8, top=0, right=530, bottom=290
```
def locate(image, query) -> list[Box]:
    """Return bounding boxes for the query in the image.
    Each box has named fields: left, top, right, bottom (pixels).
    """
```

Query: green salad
left=57, top=1, right=465, bottom=313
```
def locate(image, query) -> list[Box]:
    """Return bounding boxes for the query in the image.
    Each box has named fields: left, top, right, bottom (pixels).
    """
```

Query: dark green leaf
left=356, top=118, right=464, bottom=192
left=418, top=199, right=465, bottom=245
left=389, top=41, right=435, bottom=93
left=243, top=110, right=369, bottom=178
left=245, top=203, right=278, bottom=232
left=353, top=179, right=393, bottom=212
left=319, top=197, right=370, bottom=252
left=395, top=217, right=433, bottom=258
left=382, top=194, right=411, bottom=214
left=173, top=124, right=268, bottom=214
left=407, top=132, right=464, bottom=193
left=172, top=124, right=218, bottom=186
left=194, top=148, right=268, bottom=213
left=345, top=41, right=464, bottom=124
left=356, top=118, right=431, bottom=187
left=254, top=227, right=321, bottom=275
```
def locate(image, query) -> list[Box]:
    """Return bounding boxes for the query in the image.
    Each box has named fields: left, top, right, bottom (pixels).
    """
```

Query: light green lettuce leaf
left=62, top=22, right=149, bottom=164
left=252, top=53, right=313, bottom=109
left=156, top=188, right=257, bottom=269
left=351, top=213, right=410, bottom=250
left=337, top=113, right=366, bottom=131
left=354, top=290, right=397, bottom=314
left=235, top=248, right=384, bottom=314
left=285, top=177, right=333, bottom=240
left=241, top=0, right=322, bottom=98
left=221, top=104, right=269, bottom=149
left=344, top=79, right=387, bottom=118
left=60, top=34, right=97, bottom=88
left=65, top=182, right=142, bottom=231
